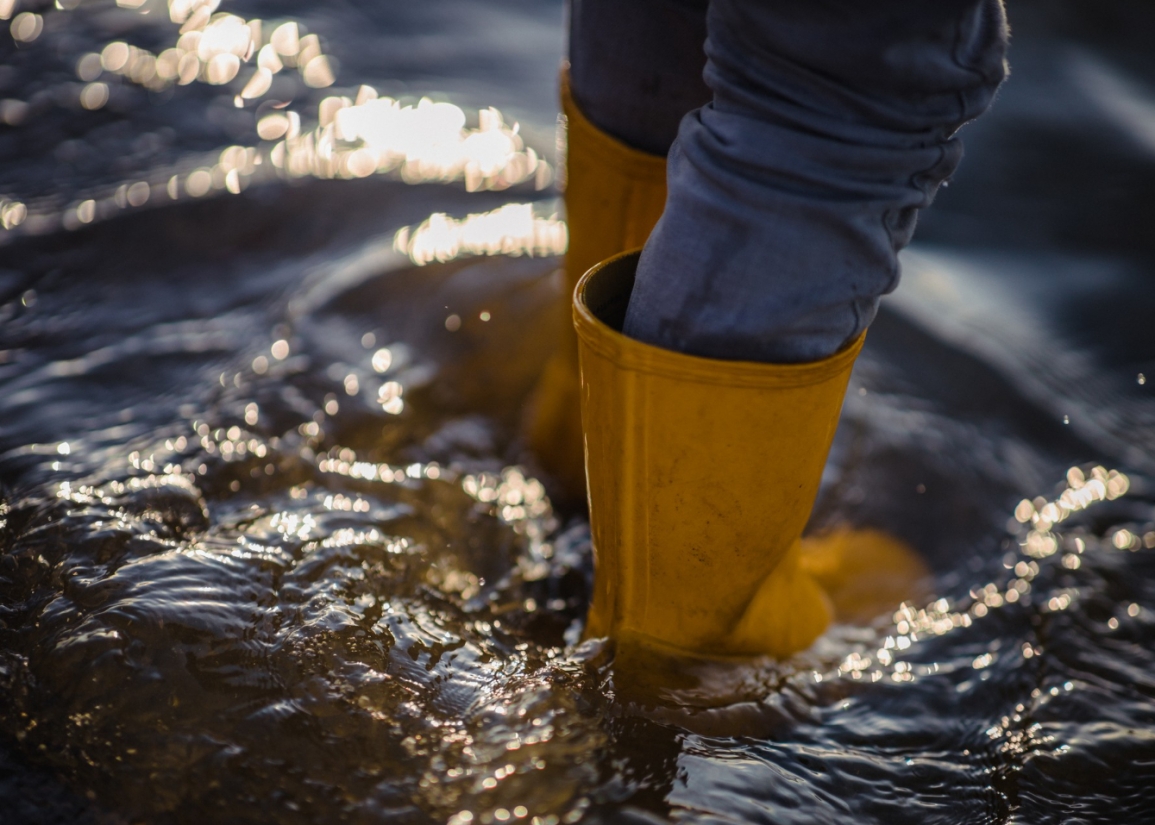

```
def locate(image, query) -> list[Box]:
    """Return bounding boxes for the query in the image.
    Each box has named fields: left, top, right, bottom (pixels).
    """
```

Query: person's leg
left=528, top=0, right=710, bottom=498
left=623, top=0, right=1009, bottom=362
left=578, top=1, right=1008, bottom=657
left=568, top=0, right=710, bottom=156
left=561, top=0, right=710, bottom=295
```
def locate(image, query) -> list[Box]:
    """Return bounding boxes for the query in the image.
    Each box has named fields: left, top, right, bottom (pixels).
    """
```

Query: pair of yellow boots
left=528, top=80, right=926, bottom=660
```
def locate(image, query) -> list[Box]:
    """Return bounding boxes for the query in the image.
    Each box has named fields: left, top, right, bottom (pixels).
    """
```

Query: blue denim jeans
left=569, top=0, right=1009, bottom=362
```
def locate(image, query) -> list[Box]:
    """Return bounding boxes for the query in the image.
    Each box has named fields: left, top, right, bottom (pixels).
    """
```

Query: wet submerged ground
left=3, top=1, right=1155, bottom=823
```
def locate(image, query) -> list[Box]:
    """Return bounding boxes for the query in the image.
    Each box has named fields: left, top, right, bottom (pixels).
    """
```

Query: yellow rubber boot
left=575, top=251, right=923, bottom=658
left=799, top=527, right=931, bottom=624
left=527, top=71, right=668, bottom=499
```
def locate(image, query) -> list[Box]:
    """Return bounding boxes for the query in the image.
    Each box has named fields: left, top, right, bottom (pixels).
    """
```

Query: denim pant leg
left=568, top=0, right=710, bottom=156
left=622, top=0, right=1010, bottom=362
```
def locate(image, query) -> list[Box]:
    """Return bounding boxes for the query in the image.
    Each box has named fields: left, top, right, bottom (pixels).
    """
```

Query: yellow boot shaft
left=527, top=73, right=667, bottom=498
left=560, top=71, right=668, bottom=290
left=575, top=251, right=865, bottom=657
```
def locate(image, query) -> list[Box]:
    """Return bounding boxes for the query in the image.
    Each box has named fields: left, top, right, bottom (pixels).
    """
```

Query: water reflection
left=271, top=95, right=551, bottom=189
left=5, top=87, right=552, bottom=235
left=822, top=463, right=1142, bottom=701
left=0, top=1, right=554, bottom=238
left=79, top=4, right=335, bottom=95
left=395, top=203, right=567, bottom=266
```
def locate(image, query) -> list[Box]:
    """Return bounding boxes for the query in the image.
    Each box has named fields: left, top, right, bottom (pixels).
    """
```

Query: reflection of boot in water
left=576, top=252, right=929, bottom=660
left=525, top=73, right=667, bottom=502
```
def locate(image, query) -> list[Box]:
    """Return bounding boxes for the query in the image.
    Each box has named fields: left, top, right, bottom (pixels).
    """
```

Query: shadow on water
left=2, top=0, right=1155, bottom=823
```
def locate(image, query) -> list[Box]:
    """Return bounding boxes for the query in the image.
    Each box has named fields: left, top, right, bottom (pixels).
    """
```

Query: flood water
left=2, top=1, right=1155, bottom=823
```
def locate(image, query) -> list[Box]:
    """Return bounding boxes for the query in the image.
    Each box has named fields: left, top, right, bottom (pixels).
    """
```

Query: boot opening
left=582, top=251, right=640, bottom=333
